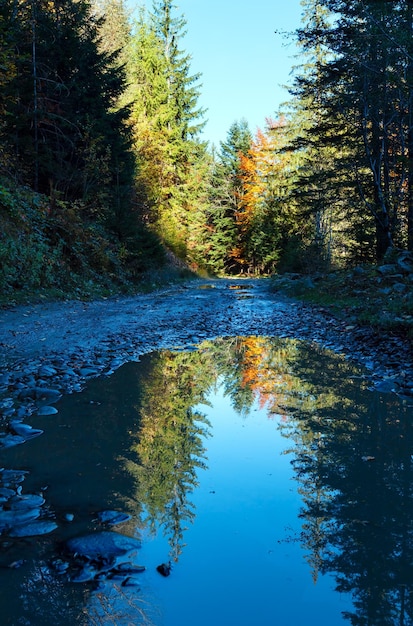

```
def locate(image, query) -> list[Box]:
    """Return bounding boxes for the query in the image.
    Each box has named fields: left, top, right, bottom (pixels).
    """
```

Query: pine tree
left=212, top=119, right=253, bottom=273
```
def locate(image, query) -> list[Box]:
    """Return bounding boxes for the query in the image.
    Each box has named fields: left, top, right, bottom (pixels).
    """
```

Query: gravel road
left=0, top=278, right=412, bottom=416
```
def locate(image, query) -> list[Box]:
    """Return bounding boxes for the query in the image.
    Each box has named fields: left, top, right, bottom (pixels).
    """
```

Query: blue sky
left=132, top=1, right=304, bottom=146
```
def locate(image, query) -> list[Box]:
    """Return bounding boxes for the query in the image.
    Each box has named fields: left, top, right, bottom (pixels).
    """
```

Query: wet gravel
left=0, top=277, right=412, bottom=431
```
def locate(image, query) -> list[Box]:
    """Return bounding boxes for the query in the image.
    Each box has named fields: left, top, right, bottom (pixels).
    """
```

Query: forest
left=1, top=0, right=413, bottom=298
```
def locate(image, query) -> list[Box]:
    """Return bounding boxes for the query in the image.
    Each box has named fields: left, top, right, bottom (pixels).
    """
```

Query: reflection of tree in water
left=128, top=350, right=213, bottom=562
left=284, top=342, right=413, bottom=625
left=127, top=335, right=413, bottom=626
left=128, top=337, right=303, bottom=562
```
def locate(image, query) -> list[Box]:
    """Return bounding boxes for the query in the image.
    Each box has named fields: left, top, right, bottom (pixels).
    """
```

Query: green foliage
left=0, top=177, right=168, bottom=302
left=271, top=265, right=413, bottom=339
left=126, top=2, right=207, bottom=262
left=290, top=0, right=413, bottom=264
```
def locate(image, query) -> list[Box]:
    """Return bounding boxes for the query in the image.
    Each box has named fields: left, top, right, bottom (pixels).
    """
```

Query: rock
left=51, top=558, right=70, bottom=574
left=79, top=368, right=100, bottom=377
left=377, top=264, right=398, bottom=275
left=396, top=251, right=413, bottom=273
left=37, top=366, right=58, bottom=377
left=18, top=387, right=61, bottom=403
left=0, top=487, right=16, bottom=500
left=71, top=564, right=98, bottom=583
left=156, top=562, right=172, bottom=577
left=0, top=469, right=29, bottom=486
left=373, top=379, right=398, bottom=393
left=352, top=266, right=367, bottom=276
left=37, top=406, right=58, bottom=416
left=110, top=562, right=145, bottom=574
left=0, top=507, right=41, bottom=531
left=392, top=282, right=407, bottom=294
left=9, top=421, right=43, bottom=439
left=96, top=510, right=131, bottom=526
left=66, top=531, right=142, bottom=561
left=8, top=493, right=45, bottom=510
left=8, top=520, right=58, bottom=537
left=0, top=434, right=26, bottom=449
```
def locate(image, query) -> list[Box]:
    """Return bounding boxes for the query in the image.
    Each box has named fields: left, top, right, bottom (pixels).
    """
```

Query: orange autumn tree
left=230, top=116, right=297, bottom=274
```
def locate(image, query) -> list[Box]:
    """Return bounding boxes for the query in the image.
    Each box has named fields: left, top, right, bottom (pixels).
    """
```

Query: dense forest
left=1, top=0, right=413, bottom=298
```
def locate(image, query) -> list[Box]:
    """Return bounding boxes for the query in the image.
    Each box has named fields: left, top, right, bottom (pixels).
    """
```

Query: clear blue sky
left=132, top=1, right=304, bottom=147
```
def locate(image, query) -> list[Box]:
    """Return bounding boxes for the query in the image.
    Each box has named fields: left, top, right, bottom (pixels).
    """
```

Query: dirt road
left=0, top=278, right=411, bottom=404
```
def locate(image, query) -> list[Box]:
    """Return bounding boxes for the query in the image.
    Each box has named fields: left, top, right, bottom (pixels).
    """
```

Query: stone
left=96, top=510, right=131, bottom=526
left=0, top=507, right=41, bottom=531
left=377, top=264, right=398, bottom=275
left=157, top=562, right=171, bottom=577
left=8, top=493, right=45, bottom=510
left=37, top=406, right=58, bottom=416
left=8, top=520, right=58, bottom=537
left=19, top=387, right=61, bottom=403
left=9, top=421, right=43, bottom=439
left=66, top=531, right=142, bottom=561
left=37, top=366, right=58, bottom=377
left=0, top=434, right=26, bottom=449
left=392, top=282, right=407, bottom=294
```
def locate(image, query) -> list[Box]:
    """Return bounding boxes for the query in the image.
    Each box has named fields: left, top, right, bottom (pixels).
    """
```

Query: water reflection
left=128, top=337, right=413, bottom=625
left=0, top=336, right=412, bottom=625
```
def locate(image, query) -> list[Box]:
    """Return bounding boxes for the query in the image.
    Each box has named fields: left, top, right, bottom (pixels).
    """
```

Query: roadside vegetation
left=1, top=0, right=413, bottom=333
left=271, top=253, right=413, bottom=342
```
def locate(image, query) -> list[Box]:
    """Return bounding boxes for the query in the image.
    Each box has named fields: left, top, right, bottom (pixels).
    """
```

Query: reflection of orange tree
left=235, top=336, right=310, bottom=418
left=125, top=337, right=318, bottom=564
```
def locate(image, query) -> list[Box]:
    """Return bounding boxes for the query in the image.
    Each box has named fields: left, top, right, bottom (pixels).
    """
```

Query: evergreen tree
left=1, top=0, right=134, bottom=220
left=291, top=0, right=413, bottom=262
left=128, top=2, right=207, bottom=259
left=210, top=119, right=253, bottom=274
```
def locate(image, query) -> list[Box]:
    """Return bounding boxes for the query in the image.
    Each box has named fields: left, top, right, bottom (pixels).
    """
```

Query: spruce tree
left=128, top=2, right=206, bottom=259
left=292, top=0, right=413, bottom=261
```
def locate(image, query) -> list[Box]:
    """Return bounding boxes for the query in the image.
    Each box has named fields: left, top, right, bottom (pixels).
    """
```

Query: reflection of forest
left=127, top=336, right=306, bottom=561
left=126, top=336, right=413, bottom=625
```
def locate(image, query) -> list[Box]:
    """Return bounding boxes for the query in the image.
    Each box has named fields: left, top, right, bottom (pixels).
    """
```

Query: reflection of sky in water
left=2, top=337, right=411, bottom=626
left=139, top=383, right=352, bottom=626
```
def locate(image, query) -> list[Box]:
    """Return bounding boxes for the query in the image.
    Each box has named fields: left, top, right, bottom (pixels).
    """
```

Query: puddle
left=1, top=337, right=413, bottom=625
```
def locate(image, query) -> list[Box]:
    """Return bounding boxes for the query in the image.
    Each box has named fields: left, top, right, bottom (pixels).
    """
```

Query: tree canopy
left=2, top=0, right=413, bottom=297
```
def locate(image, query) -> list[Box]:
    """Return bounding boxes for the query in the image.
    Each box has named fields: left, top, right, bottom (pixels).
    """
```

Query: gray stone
left=392, top=282, right=407, bottom=293
left=66, top=531, right=142, bottom=561
left=8, top=494, right=45, bottom=510
left=8, top=520, right=58, bottom=537
left=37, top=406, right=58, bottom=416
left=37, top=366, right=58, bottom=377
left=0, top=434, right=26, bottom=449
left=377, top=264, right=398, bottom=275
left=10, top=421, right=43, bottom=439
left=79, top=368, right=100, bottom=377
left=0, top=507, right=41, bottom=531
left=96, top=510, right=131, bottom=526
